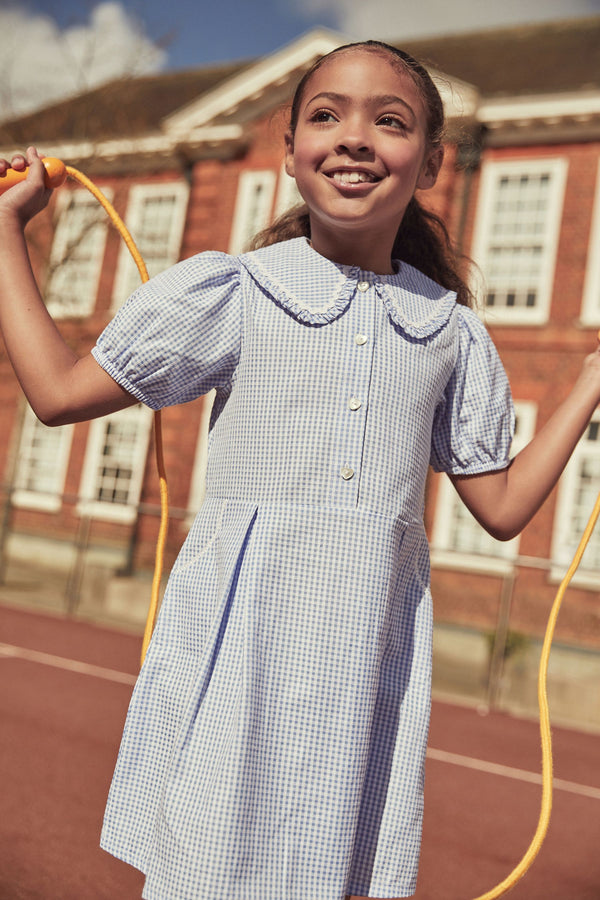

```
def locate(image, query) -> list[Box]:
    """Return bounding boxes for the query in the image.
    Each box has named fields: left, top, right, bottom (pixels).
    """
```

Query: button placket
left=333, top=277, right=376, bottom=503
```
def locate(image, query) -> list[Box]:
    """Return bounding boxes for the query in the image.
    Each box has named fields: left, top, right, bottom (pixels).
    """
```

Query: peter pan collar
left=239, top=237, right=457, bottom=338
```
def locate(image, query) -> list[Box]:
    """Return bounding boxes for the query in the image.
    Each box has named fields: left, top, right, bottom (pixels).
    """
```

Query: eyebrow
left=305, top=91, right=416, bottom=121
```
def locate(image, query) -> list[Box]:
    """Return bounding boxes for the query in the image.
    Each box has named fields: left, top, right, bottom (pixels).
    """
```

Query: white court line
left=3, top=641, right=599, bottom=801
left=427, top=747, right=600, bottom=801
left=0, top=641, right=137, bottom=685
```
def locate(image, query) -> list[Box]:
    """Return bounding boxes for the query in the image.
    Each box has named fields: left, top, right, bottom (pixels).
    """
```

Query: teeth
left=331, top=171, right=375, bottom=184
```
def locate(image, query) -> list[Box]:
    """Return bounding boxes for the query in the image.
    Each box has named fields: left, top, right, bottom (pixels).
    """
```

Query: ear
left=417, top=145, right=444, bottom=191
left=284, top=131, right=295, bottom=178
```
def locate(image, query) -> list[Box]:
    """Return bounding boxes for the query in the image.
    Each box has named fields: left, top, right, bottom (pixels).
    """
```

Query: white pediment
left=163, top=30, right=480, bottom=139
left=164, top=29, right=347, bottom=137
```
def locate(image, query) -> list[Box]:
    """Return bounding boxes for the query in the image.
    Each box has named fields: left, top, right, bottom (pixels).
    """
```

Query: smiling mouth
left=327, top=170, right=380, bottom=185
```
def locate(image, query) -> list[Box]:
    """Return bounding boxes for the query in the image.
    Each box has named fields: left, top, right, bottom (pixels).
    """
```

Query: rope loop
left=62, top=163, right=600, bottom=899
left=65, top=165, right=167, bottom=667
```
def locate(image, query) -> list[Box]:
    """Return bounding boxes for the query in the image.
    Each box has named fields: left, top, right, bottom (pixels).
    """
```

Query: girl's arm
left=450, top=345, right=600, bottom=541
left=0, top=147, right=136, bottom=426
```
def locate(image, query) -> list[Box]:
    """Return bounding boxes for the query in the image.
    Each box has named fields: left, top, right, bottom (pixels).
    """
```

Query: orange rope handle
left=65, top=166, right=168, bottom=668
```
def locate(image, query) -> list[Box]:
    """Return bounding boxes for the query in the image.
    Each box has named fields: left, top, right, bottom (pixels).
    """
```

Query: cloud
left=300, top=0, right=600, bottom=41
left=0, top=2, right=167, bottom=122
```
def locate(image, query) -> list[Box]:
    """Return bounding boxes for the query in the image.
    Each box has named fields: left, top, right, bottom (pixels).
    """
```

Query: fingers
left=25, top=146, right=44, bottom=170
left=23, top=148, right=46, bottom=187
left=0, top=153, right=26, bottom=175
left=0, top=147, right=44, bottom=176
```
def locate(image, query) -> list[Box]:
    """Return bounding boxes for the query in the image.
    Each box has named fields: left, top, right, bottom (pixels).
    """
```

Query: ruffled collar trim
left=239, top=237, right=457, bottom=338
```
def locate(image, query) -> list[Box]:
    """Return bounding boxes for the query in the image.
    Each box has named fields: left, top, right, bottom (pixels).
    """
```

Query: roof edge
left=164, top=28, right=348, bottom=135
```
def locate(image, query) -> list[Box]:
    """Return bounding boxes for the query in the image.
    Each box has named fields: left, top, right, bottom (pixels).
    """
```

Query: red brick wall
left=430, top=139, right=600, bottom=648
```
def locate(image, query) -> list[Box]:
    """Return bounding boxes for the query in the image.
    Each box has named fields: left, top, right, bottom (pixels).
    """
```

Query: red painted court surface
left=1, top=603, right=599, bottom=900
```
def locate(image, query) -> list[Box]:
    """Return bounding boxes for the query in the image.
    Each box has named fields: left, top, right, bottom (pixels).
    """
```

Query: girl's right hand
left=0, top=147, right=53, bottom=226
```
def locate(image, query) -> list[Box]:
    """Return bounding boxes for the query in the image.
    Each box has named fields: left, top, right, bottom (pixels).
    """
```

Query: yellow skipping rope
left=5, top=156, right=599, bottom=899
left=52, top=161, right=167, bottom=668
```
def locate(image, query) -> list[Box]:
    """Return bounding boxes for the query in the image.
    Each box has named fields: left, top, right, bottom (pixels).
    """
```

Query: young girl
left=1, top=40, right=599, bottom=900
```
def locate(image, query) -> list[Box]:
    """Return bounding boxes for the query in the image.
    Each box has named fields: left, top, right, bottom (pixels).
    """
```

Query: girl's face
left=285, top=48, right=443, bottom=273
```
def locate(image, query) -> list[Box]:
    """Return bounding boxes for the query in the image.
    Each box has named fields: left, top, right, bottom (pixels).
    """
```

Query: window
left=112, top=182, right=189, bottom=310
left=78, top=405, right=153, bottom=523
left=551, top=414, right=600, bottom=586
left=12, top=406, right=73, bottom=512
left=46, top=188, right=113, bottom=317
left=229, top=170, right=276, bottom=254
left=581, top=158, right=600, bottom=325
left=472, top=159, right=567, bottom=325
left=431, top=402, right=537, bottom=573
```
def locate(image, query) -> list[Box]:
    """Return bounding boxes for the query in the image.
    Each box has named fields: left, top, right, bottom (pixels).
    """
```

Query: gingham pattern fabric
left=94, top=238, right=514, bottom=900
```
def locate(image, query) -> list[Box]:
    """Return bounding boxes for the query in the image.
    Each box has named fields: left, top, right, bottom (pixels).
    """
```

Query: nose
left=335, top=115, right=372, bottom=155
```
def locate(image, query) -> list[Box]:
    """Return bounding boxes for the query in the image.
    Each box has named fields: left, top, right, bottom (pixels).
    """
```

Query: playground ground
left=1, top=602, right=599, bottom=900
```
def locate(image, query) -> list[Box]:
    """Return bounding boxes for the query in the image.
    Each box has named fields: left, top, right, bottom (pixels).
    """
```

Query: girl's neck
left=308, top=229, right=396, bottom=275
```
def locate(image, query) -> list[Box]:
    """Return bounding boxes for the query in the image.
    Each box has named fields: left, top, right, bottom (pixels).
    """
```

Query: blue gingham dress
left=94, top=237, right=513, bottom=900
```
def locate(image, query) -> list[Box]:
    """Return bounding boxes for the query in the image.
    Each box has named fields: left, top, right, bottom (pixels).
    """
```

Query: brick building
left=1, top=20, right=599, bottom=676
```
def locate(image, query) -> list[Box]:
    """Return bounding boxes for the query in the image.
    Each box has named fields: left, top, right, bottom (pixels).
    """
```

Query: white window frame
left=274, top=163, right=303, bottom=217
left=471, top=158, right=567, bottom=326
left=431, top=401, right=537, bottom=574
left=46, top=187, right=113, bottom=318
left=111, top=181, right=189, bottom=311
left=551, top=411, right=600, bottom=588
left=580, top=158, right=600, bottom=326
left=186, top=390, right=216, bottom=524
left=12, top=406, right=73, bottom=512
left=229, top=170, right=276, bottom=254
left=77, top=405, right=153, bottom=524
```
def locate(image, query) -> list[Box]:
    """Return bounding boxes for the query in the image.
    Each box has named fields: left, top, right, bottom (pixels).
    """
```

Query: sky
left=1, top=0, right=599, bottom=120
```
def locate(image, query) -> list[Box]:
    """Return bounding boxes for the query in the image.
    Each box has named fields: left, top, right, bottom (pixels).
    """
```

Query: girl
left=1, top=40, right=599, bottom=900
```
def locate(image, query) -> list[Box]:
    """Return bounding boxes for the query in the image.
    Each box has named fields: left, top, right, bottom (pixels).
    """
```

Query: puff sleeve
left=430, top=307, right=515, bottom=475
left=92, top=252, right=242, bottom=410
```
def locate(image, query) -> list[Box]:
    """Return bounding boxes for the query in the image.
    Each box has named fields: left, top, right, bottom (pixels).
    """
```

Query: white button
left=357, top=281, right=369, bottom=292
left=355, top=333, right=368, bottom=345
left=348, top=397, right=362, bottom=410
left=340, top=466, right=355, bottom=481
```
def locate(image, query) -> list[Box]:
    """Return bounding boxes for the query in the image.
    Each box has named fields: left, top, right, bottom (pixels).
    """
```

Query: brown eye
left=377, top=115, right=406, bottom=130
left=310, top=109, right=337, bottom=124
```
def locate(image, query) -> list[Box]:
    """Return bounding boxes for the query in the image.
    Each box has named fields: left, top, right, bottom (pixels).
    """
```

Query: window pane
left=94, top=418, right=142, bottom=506
left=46, top=190, right=111, bottom=317
left=78, top=405, right=152, bottom=523
left=553, top=417, right=600, bottom=573
left=229, top=171, right=276, bottom=254
left=473, top=160, right=566, bottom=323
left=12, top=408, right=73, bottom=511
left=484, top=174, right=548, bottom=310
left=113, top=183, right=189, bottom=309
